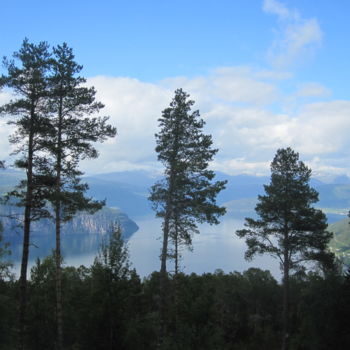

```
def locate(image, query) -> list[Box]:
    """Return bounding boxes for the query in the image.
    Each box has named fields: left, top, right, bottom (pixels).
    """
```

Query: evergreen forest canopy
left=0, top=39, right=349, bottom=350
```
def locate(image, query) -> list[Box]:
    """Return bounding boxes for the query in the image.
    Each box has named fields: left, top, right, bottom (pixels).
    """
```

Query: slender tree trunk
left=281, top=252, right=290, bottom=350
left=158, top=210, right=170, bottom=349
left=158, top=170, right=176, bottom=348
left=19, top=204, right=31, bottom=350
left=158, top=129, right=179, bottom=349
left=55, top=205, right=63, bottom=350
left=55, top=98, right=63, bottom=350
left=160, top=213, right=170, bottom=277
left=174, top=219, right=179, bottom=275
left=19, top=111, right=35, bottom=350
left=173, top=218, right=179, bottom=348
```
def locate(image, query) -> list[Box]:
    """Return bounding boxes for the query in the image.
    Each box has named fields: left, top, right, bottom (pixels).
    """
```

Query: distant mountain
left=1, top=205, right=138, bottom=239
left=84, top=170, right=341, bottom=221
left=315, top=184, right=350, bottom=209
left=0, top=169, right=139, bottom=241
left=83, top=171, right=270, bottom=219
left=1, top=204, right=139, bottom=263
left=89, top=170, right=158, bottom=189
left=332, top=175, right=350, bottom=185
left=2, top=168, right=350, bottom=223
left=84, top=175, right=153, bottom=218
left=215, top=172, right=268, bottom=204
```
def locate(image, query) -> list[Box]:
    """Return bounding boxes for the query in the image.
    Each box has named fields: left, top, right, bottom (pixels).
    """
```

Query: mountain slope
left=1, top=206, right=138, bottom=239
left=3, top=169, right=350, bottom=224
left=328, top=217, right=350, bottom=264
left=84, top=176, right=152, bottom=218
left=0, top=169, right=139, bottom=240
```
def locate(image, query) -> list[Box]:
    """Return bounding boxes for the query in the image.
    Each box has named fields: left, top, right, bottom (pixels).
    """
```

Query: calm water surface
left=11, top=217, right=281, bottom=280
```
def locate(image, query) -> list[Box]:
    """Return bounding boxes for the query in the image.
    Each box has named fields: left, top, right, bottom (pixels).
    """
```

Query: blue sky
left=1, top=0, right=350, bottom=180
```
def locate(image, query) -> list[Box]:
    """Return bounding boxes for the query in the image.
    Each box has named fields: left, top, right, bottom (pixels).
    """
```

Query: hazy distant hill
left=2, top=168, right=350, bottom=223
left=84, top=172, right=154, bottom=218
left=0, top=169, right=139, bottom=241
left=217, top=173, right=350, bottom=222
left=1, top=205, right=138, bottom=239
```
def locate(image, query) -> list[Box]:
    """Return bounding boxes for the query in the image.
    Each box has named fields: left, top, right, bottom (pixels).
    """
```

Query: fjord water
left=129, top=217, right=280, bottom=278
left=11, top=216, right=280, bottom=279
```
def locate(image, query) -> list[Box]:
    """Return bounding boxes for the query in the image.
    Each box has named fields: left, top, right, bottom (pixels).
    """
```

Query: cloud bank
left=2, top=65, right=349, bottom=180
left=75, top=68, right=350, bottom=179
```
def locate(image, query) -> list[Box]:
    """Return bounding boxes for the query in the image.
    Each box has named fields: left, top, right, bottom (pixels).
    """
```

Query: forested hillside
left=1, top=252, right=350, bottom=350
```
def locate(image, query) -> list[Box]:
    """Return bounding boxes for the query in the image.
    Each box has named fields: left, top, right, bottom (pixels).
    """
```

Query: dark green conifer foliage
left=0, top=40, right=116, bottom=350
left=94, top=222, right=131, bottom=279
left=150, top=88, right=226, bottom=274
left=90, top=223, right=131, bottom=349
left=0, top=38, right=52, bottom=350
left=236, top=147, right=333, bottom=350
left=42, top=43, right=116, bottom=350
left=149, top=89, right=226, bottom=346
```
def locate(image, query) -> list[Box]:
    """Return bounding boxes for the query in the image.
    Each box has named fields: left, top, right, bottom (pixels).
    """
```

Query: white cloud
left=306, top=156, right=350, bottom=182
left=0, top=121, right=12, bottom=160
left=0, top=90, right=12, bottom=105
left=211, top=69, right=278, bottom=105
left=161, top=66, right=280, bottom=106
left=295, top=82, right=331, bottom=98
left=79, top=72, right=284, bottom=174
left=263, top=0, right=323, bottom=67
left=79, top=76, right=173, bottom=174
left=0, top=91, right=16, bottom=160
left=59, top=76, right=350, bottom=177
left=292, top=101, right=350, bottom=154
left=1, top=67, right=350, bottom=178
left=212, top=158, right=270, bottom=176
left=263, top=0, right=298, bottom=20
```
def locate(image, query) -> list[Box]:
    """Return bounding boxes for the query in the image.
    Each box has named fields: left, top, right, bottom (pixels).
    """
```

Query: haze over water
left=11, top=217, right=281, bottom=280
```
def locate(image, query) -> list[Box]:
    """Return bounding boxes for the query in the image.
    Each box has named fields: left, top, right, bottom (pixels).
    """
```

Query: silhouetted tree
left=0, top=39, right=52, bottom=349
left=149, top=89, right=226, bottom=346
left=236, top=147, right=333, bottom=350
left=89, top=223, right=132, bottom=349
left=42, top=43, right=116, bottom=350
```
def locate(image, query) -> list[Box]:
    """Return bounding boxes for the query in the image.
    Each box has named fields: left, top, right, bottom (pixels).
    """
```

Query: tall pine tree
left=150, top=89, right=226, bottom=274
left=236, top=147, right=334, bottom=350
left=43, top=43, right=116, bottom=350
left=0, top=39, right=52, bottom=349
left=149, top=89, right=226, bottom=346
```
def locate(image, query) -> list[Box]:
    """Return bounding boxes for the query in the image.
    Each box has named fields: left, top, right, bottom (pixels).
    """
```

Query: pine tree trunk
left=18, top=111, right=35, bottom=350
left=158, top=212, right=170, bottom=349
left=19, top=204, right=31, bottom=350
left=55, top=206, right=63, bottom=350
left=174, top=219, right=179, bottom=275
left=158, top=168, right=176, bottom=348
left=157, top=111, right=183, bottom=349
left=281, top=252, right=290, bottom=350
left=160, top=214, right=170, bottom=278
left=173, top=218, right=179, bottom=347
left=55, top=99, right=64, bottom=350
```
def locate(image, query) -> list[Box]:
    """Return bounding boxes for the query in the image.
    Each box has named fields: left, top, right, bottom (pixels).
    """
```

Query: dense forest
left=1, top=231, right=350, bottom=349
left=1, top=39, right=350, bottom=350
